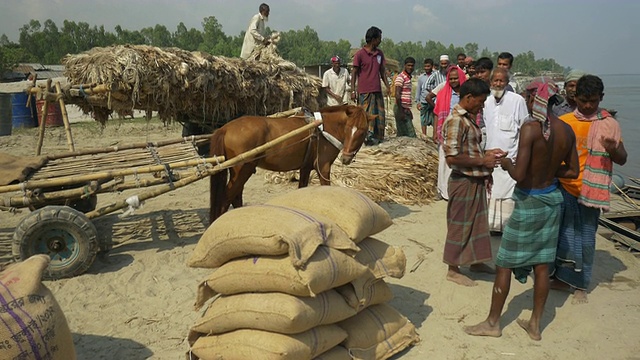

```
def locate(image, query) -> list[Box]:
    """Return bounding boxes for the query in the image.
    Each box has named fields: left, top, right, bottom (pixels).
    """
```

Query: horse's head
left=338, top=105, right=371, bottom=164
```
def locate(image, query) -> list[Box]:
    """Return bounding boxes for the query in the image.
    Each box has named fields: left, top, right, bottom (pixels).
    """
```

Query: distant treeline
left=0, top=18, right=565, bottom=76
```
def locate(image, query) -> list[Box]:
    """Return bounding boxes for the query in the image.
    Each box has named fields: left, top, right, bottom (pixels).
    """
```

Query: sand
left=1, top=111, right=639, bottom=360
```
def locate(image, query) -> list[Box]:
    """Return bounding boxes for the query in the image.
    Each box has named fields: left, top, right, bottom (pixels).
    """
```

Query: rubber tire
left=12, top=206, right=99, bottom=280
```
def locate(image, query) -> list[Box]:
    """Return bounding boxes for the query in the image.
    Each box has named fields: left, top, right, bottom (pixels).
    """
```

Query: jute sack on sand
left=338, top=304, right=420, bottom=360
left=335, top=278, right=393, bottom=311
left=266, top=186, right=393, bottom=242
left=313, top=345, right=352, bottom=360
left=189, top=325, right=347, bottom=360
left=192, top=290, right=356, bottom=335
left=0, top=255, right=76, bottom=360
left=188, top=204, right=359, bottom=269
left=356, top=237, right=406, bottom=279
left=195, top=246, right=369, bottom=307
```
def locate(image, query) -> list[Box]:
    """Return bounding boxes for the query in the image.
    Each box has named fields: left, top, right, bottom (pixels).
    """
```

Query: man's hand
left=417, top=103, right=422, bottom=111
left=600, top=136, right=619, bottom=155
left=483, top=148, right=507, bottom=168
left=396, top=108, right=405, bottom=122
left=351, top=92, right=357, bottom=101
left=333, top=93, right=342, bottom=102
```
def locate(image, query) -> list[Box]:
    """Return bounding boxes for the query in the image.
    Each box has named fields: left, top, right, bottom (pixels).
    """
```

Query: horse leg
left=210, top=167, right=229, bottom=223
left=317, top=158, right=333, bottom=186
left=227, top=163, right=257, bottom=209
left=299, top=163, right=313, bottom=188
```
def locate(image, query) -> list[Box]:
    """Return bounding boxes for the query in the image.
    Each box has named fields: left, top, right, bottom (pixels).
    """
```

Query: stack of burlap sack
left=0, top=255, right=76, bottom=360
left=186, top=186, right=420, bottom=360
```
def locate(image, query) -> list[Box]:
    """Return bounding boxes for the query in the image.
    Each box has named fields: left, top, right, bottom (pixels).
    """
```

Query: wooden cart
left=0, top=121, right=321, bottom=280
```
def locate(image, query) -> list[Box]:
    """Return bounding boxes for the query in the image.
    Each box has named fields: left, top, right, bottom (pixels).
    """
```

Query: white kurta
left=240, top=13, right=266, bottom=59
left=322, top=67, right=349, bottom=106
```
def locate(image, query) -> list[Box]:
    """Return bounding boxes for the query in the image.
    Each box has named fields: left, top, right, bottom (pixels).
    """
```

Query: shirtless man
left=464, top=78, right=579, bottom=341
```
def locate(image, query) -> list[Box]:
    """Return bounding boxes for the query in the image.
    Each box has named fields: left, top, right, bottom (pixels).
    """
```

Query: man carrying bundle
left=240, top=3, right=270, bottom=60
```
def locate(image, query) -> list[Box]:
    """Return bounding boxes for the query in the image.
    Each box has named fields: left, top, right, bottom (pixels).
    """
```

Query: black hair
left=424, top=58, right=433, bottom=65
left=475, top=57, right=493, bottom=71
left=404, top=57, right=416, bottom=65
left=259, top=3, right=269, bottom=12
left=460, top=78, right=490, bottom=98
left=365, top=27, right=382, bottom=44
left=575, top=74, right=604, bottom=98
left=497, top=52, right=514, bottom=66
left=457, top=53, right=466, bottom=59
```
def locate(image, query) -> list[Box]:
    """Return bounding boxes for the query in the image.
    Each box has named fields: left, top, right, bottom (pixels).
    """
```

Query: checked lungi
left=443, top=172, right=492, bottom=266
left=359, top=92, right=386, bottom=142
left=495, top=183, right=563, bottom=283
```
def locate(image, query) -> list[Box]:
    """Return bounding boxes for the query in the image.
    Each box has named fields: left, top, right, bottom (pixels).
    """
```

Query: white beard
left=491, top=88, right=505, bottom=99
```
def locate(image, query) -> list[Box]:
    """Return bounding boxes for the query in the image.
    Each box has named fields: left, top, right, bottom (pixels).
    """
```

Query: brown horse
left=209, top=105, right=371, bottom=222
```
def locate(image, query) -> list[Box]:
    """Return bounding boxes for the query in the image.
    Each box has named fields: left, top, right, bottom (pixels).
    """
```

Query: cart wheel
left=12, top=206, right=99, bottom=280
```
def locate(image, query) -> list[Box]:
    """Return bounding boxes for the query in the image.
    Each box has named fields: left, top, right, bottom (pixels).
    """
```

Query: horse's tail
left=209, top=128, right=228, bottom=223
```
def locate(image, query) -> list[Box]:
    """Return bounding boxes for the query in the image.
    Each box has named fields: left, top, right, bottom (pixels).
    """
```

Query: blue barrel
left=0, top=93, right=11, bottom=136
left=11, top=93, right=36, bottom=129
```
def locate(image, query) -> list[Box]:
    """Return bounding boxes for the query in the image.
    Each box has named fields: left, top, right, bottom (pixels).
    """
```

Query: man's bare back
left=502, top=114, right=579, bottom=189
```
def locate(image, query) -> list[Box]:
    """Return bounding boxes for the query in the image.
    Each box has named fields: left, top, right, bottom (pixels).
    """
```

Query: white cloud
left=412, top=4, right=438, bottom=21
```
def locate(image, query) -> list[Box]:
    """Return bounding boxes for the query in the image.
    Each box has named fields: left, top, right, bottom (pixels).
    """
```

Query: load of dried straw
left=264, top=137, right=439, bottom=205
left=61, top=35, right=326, bottom=127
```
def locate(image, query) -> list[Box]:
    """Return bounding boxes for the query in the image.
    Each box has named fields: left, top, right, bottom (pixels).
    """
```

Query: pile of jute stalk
left=61, top=37, right=325, bottom=126
left=264, top=137, right=440, bottom=205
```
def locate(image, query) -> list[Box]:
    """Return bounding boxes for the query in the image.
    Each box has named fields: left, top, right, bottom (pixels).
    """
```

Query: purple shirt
left=353, top=47, right=386, bottom=94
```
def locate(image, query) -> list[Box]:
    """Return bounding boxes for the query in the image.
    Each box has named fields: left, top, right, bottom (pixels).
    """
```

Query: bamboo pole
left=0, top=155, right=225, bottom=194
left=4, top=182, right=100, bottom=207
left=35, top=79, right=52, bottom=156
left=55, top=82, right=76, bottom=152
left=84, top=120, right=322, bottom=219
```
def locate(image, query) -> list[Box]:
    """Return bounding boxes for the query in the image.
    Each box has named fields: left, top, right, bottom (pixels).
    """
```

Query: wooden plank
left=598, top=217, right=640, bottom=243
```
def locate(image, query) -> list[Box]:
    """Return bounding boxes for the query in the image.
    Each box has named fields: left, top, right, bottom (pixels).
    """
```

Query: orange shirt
left=558, top=112, right=591, bottom=197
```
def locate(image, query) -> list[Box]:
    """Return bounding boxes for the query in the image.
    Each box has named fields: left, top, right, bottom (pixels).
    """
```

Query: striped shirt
left=422, top=70, right=447, bottom=93
left=394, top=71, right=412, bottom=109
left=443, top=104, right=491, bottom=178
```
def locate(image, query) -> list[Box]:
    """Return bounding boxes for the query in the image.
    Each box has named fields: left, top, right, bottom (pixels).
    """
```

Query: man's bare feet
left=447, top=269, right=478, bottom=287
left=572, top=289, right=589, bottom=304
left=549, top=278, right=571, bottom=292
left=516, top=319, right=541, bottom=341
left=469, top=263, right=496, bottom=274
left=464, top=320, right=501, bottom=337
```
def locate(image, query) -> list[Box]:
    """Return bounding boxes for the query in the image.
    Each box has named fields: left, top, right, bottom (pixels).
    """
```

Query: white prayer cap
left=440, top=55, right=449, bottom=61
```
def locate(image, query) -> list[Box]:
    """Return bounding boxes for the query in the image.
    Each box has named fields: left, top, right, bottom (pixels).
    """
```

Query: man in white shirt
left=322, top=56, right=350, bottom=106
left=240, top=3, right=270, bottom=59
left=483, top=68, right=529, bottom=233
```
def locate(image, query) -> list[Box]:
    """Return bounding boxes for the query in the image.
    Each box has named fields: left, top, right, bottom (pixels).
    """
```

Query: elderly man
left=464, top=78, right=579, bottom=341
left=483, top=68, right=529, bottom=233
left=442, top=78, right=507, bottom=287
left=322, top=56, right=349, bottom=106
left=240, top=3, right=270, bottom=59
left=496, top=52, right=520, bottom=93
left=351, top=26, right=390, bottom=145
left=552, top=69, right=586, bottom=117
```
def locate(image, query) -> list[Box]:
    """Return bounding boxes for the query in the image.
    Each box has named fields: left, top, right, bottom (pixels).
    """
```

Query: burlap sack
left=312, top=345, right=352, bottom=360
left=195, top=246, right=369, bottom=307
left=339, top=304, right=419, bottom=360
left=192, top=290, right=356, bottom=335
left=188, top=204, right=359, bottom=269
left=355, top=238, right=406, bottom=279
left=335, top=278, right=393, bottom=311
left=266, top=186, right=393, bottom=242
left=189, top=325, right=347, bottom=360
left=0, top=255, right=76, bottom=360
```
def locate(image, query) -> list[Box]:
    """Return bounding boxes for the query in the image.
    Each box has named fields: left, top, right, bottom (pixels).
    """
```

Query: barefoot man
left=442, top=78, right=507, bottom=287
left=464, top=77, right=579, bottom=341
left=551, top=74, right=628, bottom=304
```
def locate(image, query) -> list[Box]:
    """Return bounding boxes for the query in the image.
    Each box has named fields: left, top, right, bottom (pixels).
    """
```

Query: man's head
left=575, top=74, right=604, bottom=117
left=497, top=52, right=514, bottom=70
left=490, top=68, right=509, bottom=100
left=448, top=67, right=462, bottom=91
left=424, top=58, right=434, bottom=73
left=330, top=56, right=341, bottom=72
left=404, top=57, right=416, bottom=75
left=457, top=53, right=466, bottom=68
left=259, top=3, right=270, bottom=18
left=564, top=69, right=586, bottom=103
left=439, top=55, right=450, bottom=73
left=459, top=78, right=490, bottom=115
left=466, top=61, right=476, bottom=77
left=525, top=77, right=560, bottom=122
left=365, top=26, right=382, bottom=48
left=473, top=57, right=493, bottom=84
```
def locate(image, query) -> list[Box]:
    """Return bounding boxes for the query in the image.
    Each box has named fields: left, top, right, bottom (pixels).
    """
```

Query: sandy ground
left=1, top=108, right=640, bottom=360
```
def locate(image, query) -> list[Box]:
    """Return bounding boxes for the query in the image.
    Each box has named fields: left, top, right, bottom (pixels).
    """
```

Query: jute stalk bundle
left=61, top=41, right=326, bottom=126
left=264, top=137, right=440, bottom=205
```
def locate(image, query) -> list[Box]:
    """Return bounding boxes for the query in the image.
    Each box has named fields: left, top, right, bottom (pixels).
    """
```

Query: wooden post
left=35, top=79, right=52, bottom=155
left=55, top=82, right=75, bottom=152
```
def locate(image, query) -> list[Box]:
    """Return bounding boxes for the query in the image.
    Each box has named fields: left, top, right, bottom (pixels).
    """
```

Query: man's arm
left=555, top=129, right=580, bottom=179
left=602, top=138, right=628, bottom=165
left=426, top=91, right=436, bottom=108
left=501, top=122, right=535, bottom=182
left=379, top=65, right=390, bottom=95
left=350, top=66, right=359, bottom=101
left=249, top=17, right=265, bottom=42
left=447, top=151, right=503, bottom=169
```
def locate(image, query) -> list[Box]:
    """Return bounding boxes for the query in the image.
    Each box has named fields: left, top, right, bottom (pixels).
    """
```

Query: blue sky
left=1, top=0, right=637, bottom=74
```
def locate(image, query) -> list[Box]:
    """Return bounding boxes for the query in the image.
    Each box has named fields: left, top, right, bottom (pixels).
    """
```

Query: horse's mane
left=321, top=105, right=368, bottom=129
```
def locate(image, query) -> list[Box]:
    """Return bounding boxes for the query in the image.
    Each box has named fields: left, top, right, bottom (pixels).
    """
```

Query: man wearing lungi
left=552, top=75, right=628, bottom=304
left=464, top=78, right=579, bottom=341
left=441, top=78, right=507, bottom=287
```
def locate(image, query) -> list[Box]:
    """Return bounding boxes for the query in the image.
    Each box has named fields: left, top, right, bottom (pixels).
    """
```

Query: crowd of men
left=240, top=8, right=629, bottom=341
